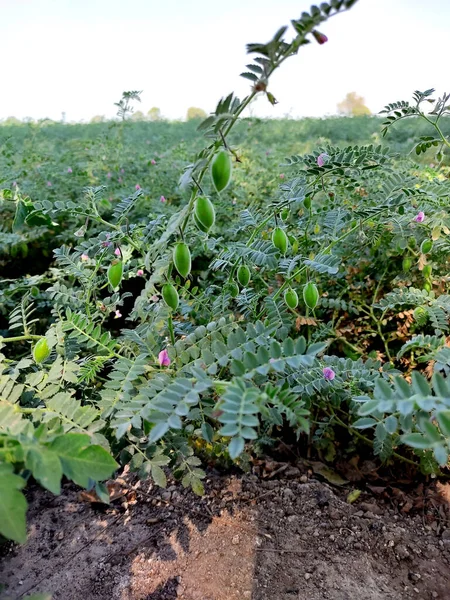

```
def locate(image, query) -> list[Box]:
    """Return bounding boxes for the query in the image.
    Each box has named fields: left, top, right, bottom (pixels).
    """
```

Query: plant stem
left=329, top=409, right=418, bottom=467
left=167, top=315, right=175, bottom=346
left=0, top=334, right=41, bottom=343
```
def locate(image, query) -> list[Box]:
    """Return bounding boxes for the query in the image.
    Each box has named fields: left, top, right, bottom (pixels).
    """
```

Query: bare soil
left=1, top=468, right=450, bottom=600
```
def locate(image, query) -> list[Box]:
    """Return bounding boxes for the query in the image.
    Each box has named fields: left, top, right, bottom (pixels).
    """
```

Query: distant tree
left=148, top=107, right=162, bottom=121
left=337, top=92, right=371, bottom=116
left=186, top=107, right=207, bottom=120
left=131, top=110, right=145, bottom=121
left=1, top=116, right=21, bottom=126
left=90, top=115, right=105, bottom=123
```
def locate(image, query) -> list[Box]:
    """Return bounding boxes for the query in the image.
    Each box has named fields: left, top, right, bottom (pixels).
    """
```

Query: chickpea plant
left=2, top=0, right=450, bottom=545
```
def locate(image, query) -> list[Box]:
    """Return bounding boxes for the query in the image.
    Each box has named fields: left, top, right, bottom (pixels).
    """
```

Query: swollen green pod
left=211, top=150, right=232, bottom=193
left=173, top=242, right=191, bottom=278
left=303, top=282, right=319, bottom=310
left=107, top=260, right=123, bottom=290
left=237, top=265, right=251, bottom=287
left=402, top=257, right=412, bottom=272
left=33, top=337, right=50, bottom=364
left=194, top=196, right=215, bottom=231
left=272, top=227, right=288, bottom=254
left=423, top=264, right=432, bottom=278
left=162, top=283, right=179, bottom=311
left=303, top=197, right=312, bottom=210
left=420, top=239, right=433, bottom=254
left=227, top=281, right=239, bottom=298
left=284, top=288, right=299, bottom=309
left=280, top=208, right=290, bottom=221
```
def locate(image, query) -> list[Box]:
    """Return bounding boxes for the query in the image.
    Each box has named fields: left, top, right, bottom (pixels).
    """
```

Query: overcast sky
left=1, top=0, right=449, bottom=122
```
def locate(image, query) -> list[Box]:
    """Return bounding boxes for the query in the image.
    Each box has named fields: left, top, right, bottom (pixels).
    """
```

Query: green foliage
left=354, top=372, right=450, bottom=468
left=4, top=1, right=450, bottom=545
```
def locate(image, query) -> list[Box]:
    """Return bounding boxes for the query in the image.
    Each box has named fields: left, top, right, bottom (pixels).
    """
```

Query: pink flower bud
left=118, top=177, right=122, bottom=183
left=151, top=159, right=156, bottom=165
left=114, top=247, right=121, bottom=256
left=313, top=31, right=328, bottom=45
left=107, top=172, right=112, bottom=179
left=137, top=269, right=144, bottom=276
left=47, top=181, right=52, bottom=187
left=280, top=174, right=285, bottom=179
left=135, top=184, right=141, bottom=190
left=323, top=367, right=336, bottom=381
left=12, top=181, right=17, bottom=187
left=317, top=152, right=329, bottom=167
left=67, top=167, right=72, bottom=173
left=81, top=253, right=89, bottom=261
left=414, top=211, right=425, bottom=223
left=114, top=310, right=122, bottom=319
left=120, top=168, right=125, bottom=174
left=158, top=349, right=171, bottom=366
left=160, top=195, right=166, bottom=203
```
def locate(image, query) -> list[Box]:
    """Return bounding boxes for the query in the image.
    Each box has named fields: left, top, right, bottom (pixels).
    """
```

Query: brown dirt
left=1, top=470, right=450, bottom=600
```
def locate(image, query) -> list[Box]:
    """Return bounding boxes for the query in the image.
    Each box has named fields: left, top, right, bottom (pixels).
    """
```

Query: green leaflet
left=0, top=463, right=28, bottom=543
left=49, top=433, right=118, bottom=488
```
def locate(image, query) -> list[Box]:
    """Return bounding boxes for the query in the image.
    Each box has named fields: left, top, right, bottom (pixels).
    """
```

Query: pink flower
left=158, top=349, right=171, bottom=367
left=114, top=247, right=121, bottom=257
left=120, top=168, right=125, bottom=174
left=67, top=167, right=72, bottom=173
left=313, top=30, right=328, bottom=45
left=47, top=181, right=52, bottom=187
left=81, top=253, right=89, bottom=261
left=160, top=195, right=166, bottom=203
left=107, top=172, right=112, bottom=179
left=323, top=367, right=336, bottom=381
left=150, top=295, right=159, bottom=302
left=317, top=152, right=329, bottom=167
left=135, top=184, right=141, bottom=190
left=12, top=181, right=17, bottom=187
left=102, top=235, right=112, bottom=248
left=137, top=269, right=144, bottom=276
left=414, top=211, right=425, bottom=223
left=151, top=159, right=156, bottom=165
left=114, top=310, right=122, bottom=319
left=279, top=174, right=285, bottom=179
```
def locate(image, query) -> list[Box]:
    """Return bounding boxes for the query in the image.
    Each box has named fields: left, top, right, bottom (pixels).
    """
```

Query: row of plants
left=1, top=0, right=450, bottom=545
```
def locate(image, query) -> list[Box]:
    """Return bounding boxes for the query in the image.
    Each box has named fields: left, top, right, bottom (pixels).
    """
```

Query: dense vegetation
left=1, top=0, right=450, bottom=547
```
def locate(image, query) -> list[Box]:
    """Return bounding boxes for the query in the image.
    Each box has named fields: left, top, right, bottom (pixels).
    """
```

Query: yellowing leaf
left=346, top=489, right=362, bottom=504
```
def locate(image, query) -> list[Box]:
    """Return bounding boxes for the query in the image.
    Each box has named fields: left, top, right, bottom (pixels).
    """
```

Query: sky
left=1, top=0, right=449, bottom=122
